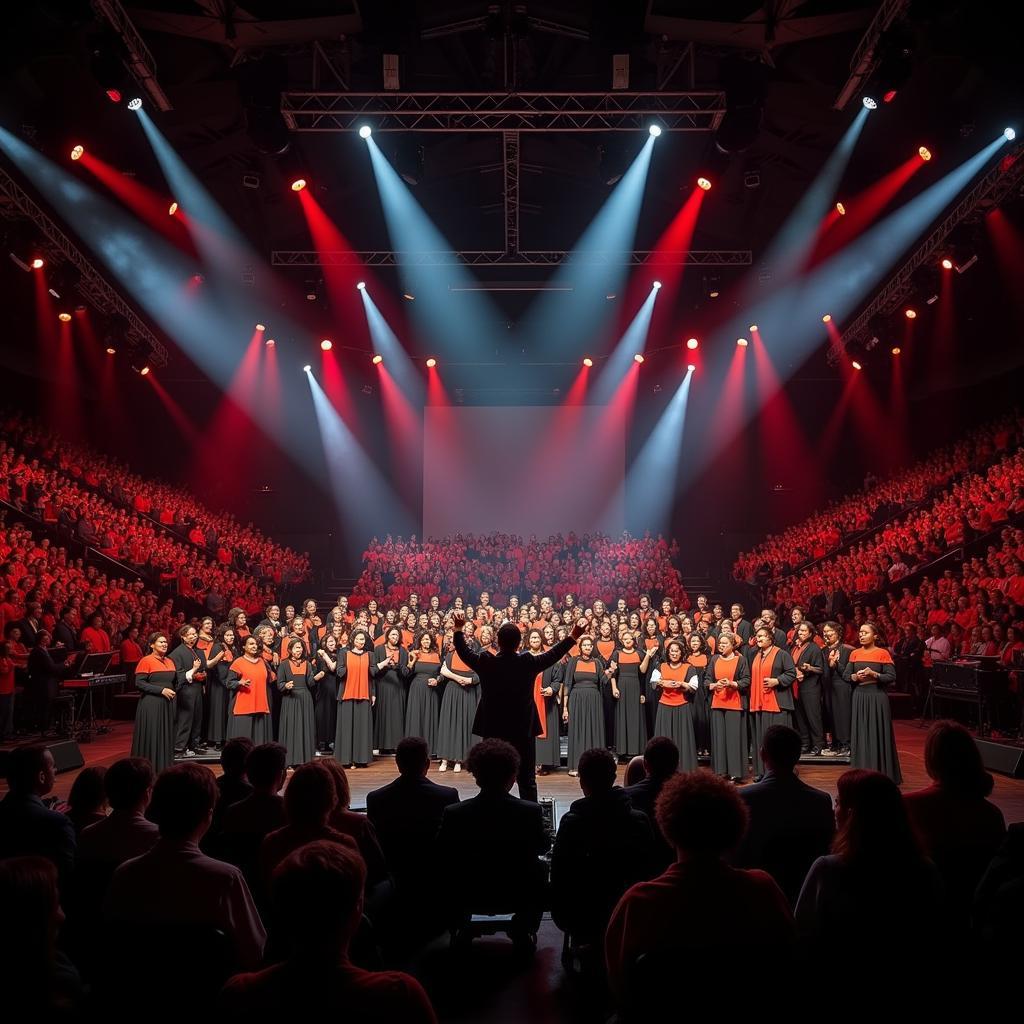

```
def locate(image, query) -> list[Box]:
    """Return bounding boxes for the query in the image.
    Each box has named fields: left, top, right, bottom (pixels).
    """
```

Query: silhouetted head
left=497, top=623, right=522, bottom=652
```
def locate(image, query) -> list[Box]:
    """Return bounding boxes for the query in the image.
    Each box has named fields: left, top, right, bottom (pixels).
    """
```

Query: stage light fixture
left=634, top=353, right=645, bottom=363
left=106, top=347, right=116, bottom=355
left=31, top=257, right=44, bottom=269
left=697, top=176, right=712, bottom=191
left=75, top=303, right=86, bottom=313
left=883, top=90, right=897, bottom=103
left=648, top=124, right=662, bottom=138
left=192, top=273, right=204, bottom=284
left=303, top=364, right=311, bottom=373
left=583, top=357, right=593, bottom=367
left=290, top=177, right=307, bottom=192
left=892, top=346, right=901, bottom=355
left=403, top=293, right=415, bottom=301
left=941, top=258, right=953, bottom=270
left=255, top=323, right=266, bottom=332
left=127, top=97, right=142, bottom=111
left=652, top=280, right=662, bottom=290
left=356, top=281, right=366, bottom=290
left=904, top=308, right=917, bottom=319
left=851, top=360, right=862, bottom=370
left=426, top=357, right=437, bottom=368
left=70, top=145, right=84, bottom=161
left=822, top=314, right=832, bottom=323
left=836, top=202, right=846, bottom=216
left=320, top=339, right=332, bottom=351
left=749, top=324, right=758, bottom=332
left=106, top=90, right=121, bottom=103
left=918, top=146, right=932, bottom=161
left=862, top=96, right=877, bottom=110
left=1005, top=127, right=1016, bottom=141
left=686, top=338, right=699, bottom=350
left=372, top=354, right=383, bottom=365
left=736, top=337, right=748, bottom=347
left=58, top=312, right=72, bottom=322
left=139, top=365, right=150, bottom=375
left=686, top=363, right=696, bottom=373
left=359, top=125, right=372, bottom=139
left=265, top=338, right=275, bottom=347
left=168, top=201, right=178, bottom=215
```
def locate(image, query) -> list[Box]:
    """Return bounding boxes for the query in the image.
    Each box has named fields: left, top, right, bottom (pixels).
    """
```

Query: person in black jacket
left=452, top=609, right=586, bottom=802
left=551, top=747, right=656, bottom=950
left=51, top=607, right=81, bottom=654
left=170, top=625, right=207, bottom=757
left=624, top=736, right=680, bottom=872
left=27, top=631, right=76, bottom=735
left=435, top=739, right=549, bottom=951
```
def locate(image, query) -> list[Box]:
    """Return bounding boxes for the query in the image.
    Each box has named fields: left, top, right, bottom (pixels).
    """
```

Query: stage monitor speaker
left=0, top=739, right=84, bottom=777
left=974, top=738, right=1024, bottom=778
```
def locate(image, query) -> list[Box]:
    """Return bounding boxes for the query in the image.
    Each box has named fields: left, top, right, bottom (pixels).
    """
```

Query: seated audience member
left=551, top=748, right=656, bottom=948
left=104, top=763, right=266, bottom=971
left=0, top=743, right=76, bottom=892
left=625, top=736, right=680, bottom=869
left=65, top=766, right=108, bottom=834
left=606, top=771, right=794, bottom=1009
left=435, top=739, right=550, bottom=951
left=77, top=757, right=158, bottom=868
left=218, top=743, right=288, bottom=879
left=795, top=770, right=946, bottom=970
left=210, top=736, right=255, bottom=838
left=366, top=736, right=460, bottom=894
left=0, top=857, right=82, bottom=1014
left=903, top=721, right=1006, bottom=925
left=734, top=725, right=835, bottom=906
left=218, top=841, right=436, bottom=1021
left=320, top=758, right=390, bottom=896
left=623, top=754, right=647, bottom=787
left=973, top=823, right=1024, bottom=963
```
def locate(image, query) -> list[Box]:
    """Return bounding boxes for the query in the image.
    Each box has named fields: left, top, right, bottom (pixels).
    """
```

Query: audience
left=435, top=739, right=550, bottom=952
left=551, top=747, right=656, bottom=951
left=903, top=721, right=1007, bottom=925
left=64, top=765, right=108, bottom=835
left=77, top=757, right=158, bottom=867
left=218, top=841, right=436, bottom=1020
left=624, top=736, right=680, bottom=870
left=972, top=823, right=1024, bottom=966
left=320, top=758, right=390, bottom=896
left=734, top=725, right=835, bottom=906
left=210, top=736, right=255, bottom=836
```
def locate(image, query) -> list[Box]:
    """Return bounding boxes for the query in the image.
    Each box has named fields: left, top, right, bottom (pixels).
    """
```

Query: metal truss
left=280, top=91, right=725, bottom=132
left=503, top=132, right=519, bottom=256
left=91, top=0, right=173, bottom=112
left=831, top=146, right=1024, bottom=361
left=271, top=249, right=752, bottom=268
left=0, top=163, right=169, bottom=366
left=833, top=0, right=910, bottom=111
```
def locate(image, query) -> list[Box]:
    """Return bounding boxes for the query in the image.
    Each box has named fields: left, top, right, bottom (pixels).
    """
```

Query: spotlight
left=106, top=347, right=116, bottom=355
left=862, top=96, right=877, bottom=110
left=941, top=258, right=953, bottom=270
left=709, top=290, right=719, bottom=299
left=356, top=281, right=366, bottom=290
left=191, top=273, right=204, bottom=284
left=686, top=363, right=696, bottom=373
left=904, top=308, right=916, bottom=319
left=736, top=337, right=748, bottom=347
left=883, top=90, right=897, bottom=104
left=648, top=124, right=662, bottom=138
left=891, top=346, right=901, bottom=355
left=426, top=357, right=437, bottom=368
left=106, top=90, right=121, bottom=103
left=290, top=177, right=307, bottom=192
left=139, top=365, right=150, bottom=376
left=918, top=146, right=932, bottom=161
left=749, top=324, right=758, bottom=332
left=362, top=384, right=374, bottom=395
left=31, top=257, right=44, bottom=269
left=321, top=339, right=332, bottom=351
left=372, top=354, right=383, bottom=365
left=359, top=125, right=372, bottom=139
left=127, top=97, right=142, bottom=111
left=58, top=312, right=72, bottom=322
left=303, top=364, right=311, bottom=373
left=583, top=357, right=593, bottom=367
left=403, top=293, right=415, bottom=301
left=1005, top=127, right=1016, bottom=141
left=70, top=145, right=84, bottom=161
left=696, top=176, right=712, bottom=191
left=822, top=314, right=832, bottom=323
left=851, top=360, right=862, bottom=370
left=168, top=201, right=178, bottom=215
left=75, top=303, right=86, bottom=313
left=686, top=338, right=699, bottom=350
left=652, top=280, right=662, bottom=290
left=255, top=323, right=266, bottom=332
left=835, top=202, right=846, bottom=216
left=634, top=353, right=645, bottom=363
left=265, top=338, right=275, bottom=347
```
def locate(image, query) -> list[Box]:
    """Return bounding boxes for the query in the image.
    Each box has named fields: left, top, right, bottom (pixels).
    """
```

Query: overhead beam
left=91, top=0, right=173, bottom=111
left=271, top=249, right=753, bottom=268
left=833, top=0, right=911, bottom=111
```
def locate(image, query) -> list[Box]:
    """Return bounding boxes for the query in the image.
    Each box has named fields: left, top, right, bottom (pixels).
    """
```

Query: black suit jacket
left=53, top=621, right=80, bottom=652
left=735, top=772, right=835, bottom=906
left=625, top=775, right=675, bottom=870
left=453, top=631, right=574, bottom=741
left=0, top=793, right=76, bottom=892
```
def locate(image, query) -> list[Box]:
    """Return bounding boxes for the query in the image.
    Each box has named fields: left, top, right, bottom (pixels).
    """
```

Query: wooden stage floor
left=17, top=721, right=1024, bottom=822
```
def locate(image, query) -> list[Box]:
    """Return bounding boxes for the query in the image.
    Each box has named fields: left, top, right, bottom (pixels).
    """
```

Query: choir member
left=226, top=636, right=273, bottom=743
left=401, top=613, right=417, bottom=649
left=641, top=617, right=664, bottom=661
left=844, top=622, right=902, bottom=784
left=436, top=632, right=481, bottom=773
left=206, top=624, right=237, bottom=749
left=705, top=632, right=750, bottom=782
left=277, top=639, right=319, bottom=767
left=170, top=625, right=207, bottom=757
left=314, top=634, right=341, bottom=753
left=371, top=626, right=408, bottom=755
left=196, top=616, right=225, bottom=747
left=748, top=626, right=797, bottom=780
left=404, top=631, right=442, bottom=758
left=606, top=631, right=653, bottom=761
left=259, top=624, right=283, bottom=737
left=478, top=625, right=497, bottom=655
left=335, top=629, right=375, bottom=769
left=131, top=631, right=177, bottom=772
left=526, top=629, right=562, bottom=775
left=563, top=636, right=605, bottom=775
left=650, top=639, right=699, bottom=771
left=230, top=609, right=252, bottom=642
left=822, top=621, right=853, bottom=756
left=791, top=621, right=825, bottom=755
left=686, top=633, right=711, bottom=757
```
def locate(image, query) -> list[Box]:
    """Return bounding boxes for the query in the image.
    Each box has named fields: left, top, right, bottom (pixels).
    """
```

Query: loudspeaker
left=0, top=739, right=85, bottom=777
left=974, top=738, right=1024, bottom=778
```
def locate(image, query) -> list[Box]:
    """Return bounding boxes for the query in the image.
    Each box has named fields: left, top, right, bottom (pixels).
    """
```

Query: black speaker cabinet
left=974, top=738, right=1024, bottom=778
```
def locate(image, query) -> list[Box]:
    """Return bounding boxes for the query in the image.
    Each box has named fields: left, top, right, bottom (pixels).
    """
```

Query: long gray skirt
left=751, top=710, right=792, bottom=777
left=279, top=686, right=317, bottom=766
left=567, top=684, right=605, bottom=771
left=373, top=672, right=407, bottom=751
left=336, top=699, right=374, bottom=765
left=436, top=682, right=479, bottom=762
left=226, top=711, right=272, bottom=744
left=536, top=697, right=561, bottom=769
left=405, top=678, right=440, bottom=757
left=614, top=675, right=648, bottom=759
left=132, top=693, right=175, bottom=773
left=653, top=701, right=698, bottom=772
left=206, top=678, right=229, bottom=745
left=851, top=684, right=902, bottom=784
left=710, top=709, right=747, bottom=780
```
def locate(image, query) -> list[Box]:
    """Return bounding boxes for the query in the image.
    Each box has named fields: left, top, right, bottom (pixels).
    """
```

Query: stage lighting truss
left=0, top=163, right=169, bottom=366
left=271, top=249, right=753, bottom=268
left=92, top=0, right=173, bottom=111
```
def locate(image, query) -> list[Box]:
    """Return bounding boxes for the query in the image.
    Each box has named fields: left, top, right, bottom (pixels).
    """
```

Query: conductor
left=453, top=609, right=586, bottom=801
